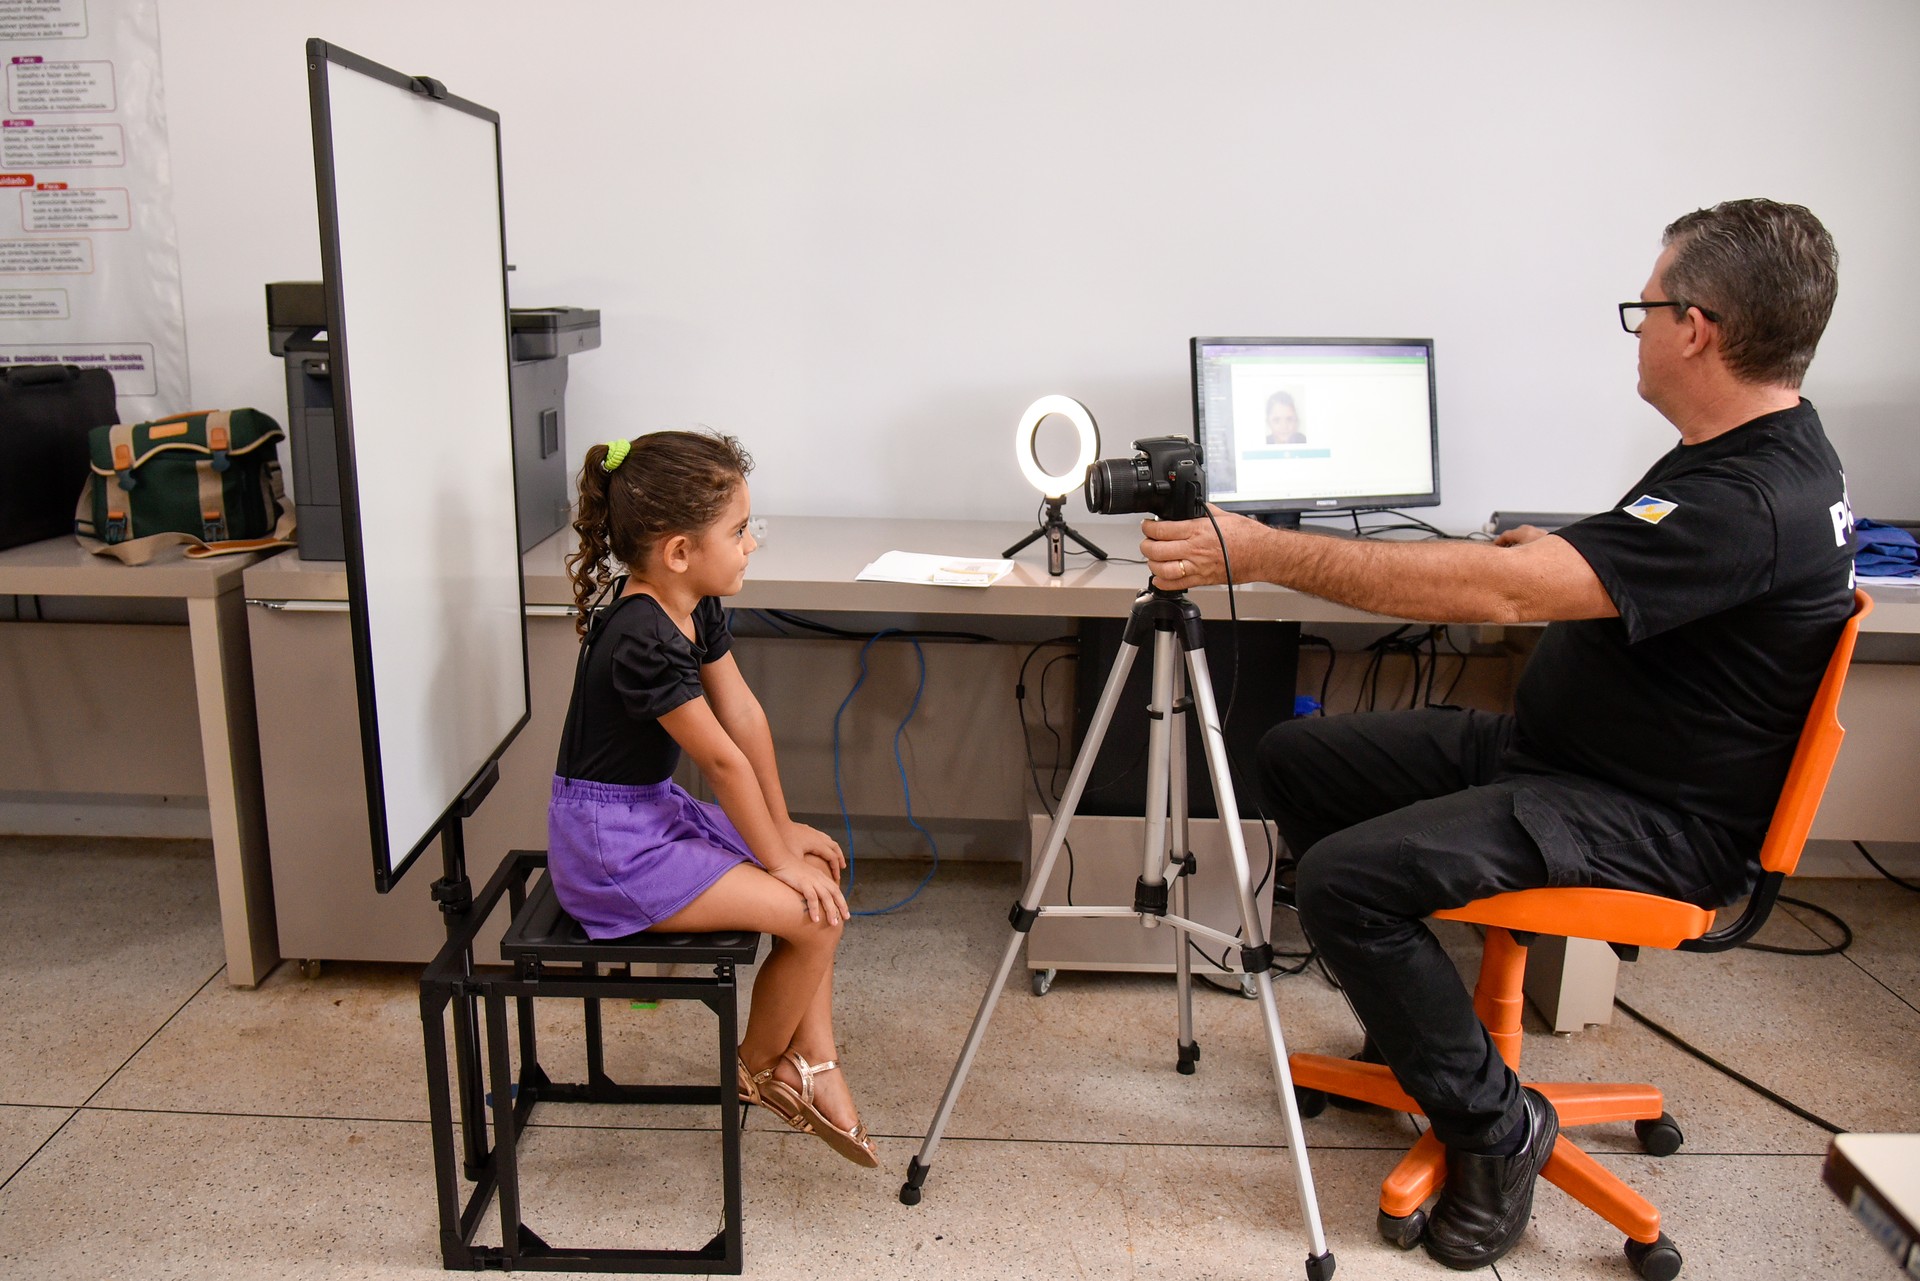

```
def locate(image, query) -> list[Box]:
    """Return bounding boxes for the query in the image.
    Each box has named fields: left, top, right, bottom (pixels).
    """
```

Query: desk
left=241, top=517, right=1920, bottom=999
left=0, top=538, right=278, bottom=986
left=242, top=518, right=1417, bottom=966
left=1825, top=1133, right=1920, bottom=1272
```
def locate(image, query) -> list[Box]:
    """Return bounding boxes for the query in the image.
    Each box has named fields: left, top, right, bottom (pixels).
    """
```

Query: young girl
left=549, top=429, right=877, bottom=1167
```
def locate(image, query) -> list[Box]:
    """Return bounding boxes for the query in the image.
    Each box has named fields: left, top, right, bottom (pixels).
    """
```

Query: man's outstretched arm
left=1138, top=509, right=1617, bottom=625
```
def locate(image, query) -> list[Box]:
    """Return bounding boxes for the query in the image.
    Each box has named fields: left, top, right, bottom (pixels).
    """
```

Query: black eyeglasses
left=1619, top=300, right=1722, bottom=334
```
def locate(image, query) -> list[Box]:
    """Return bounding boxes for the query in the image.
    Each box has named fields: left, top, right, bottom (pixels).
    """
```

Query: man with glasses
left=1138, top=199, right=1852, bottom=1271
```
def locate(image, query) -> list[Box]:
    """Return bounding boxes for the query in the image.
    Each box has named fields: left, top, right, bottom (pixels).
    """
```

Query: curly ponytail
left=566, top=442, right=621, bottom=634
left=565, top=430, right=755, bottom=637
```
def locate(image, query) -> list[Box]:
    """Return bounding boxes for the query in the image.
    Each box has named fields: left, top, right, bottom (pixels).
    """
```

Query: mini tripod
left=898, top=585, right=1336, bottom=1280
left=1002, top=495, right=1109, bottom=576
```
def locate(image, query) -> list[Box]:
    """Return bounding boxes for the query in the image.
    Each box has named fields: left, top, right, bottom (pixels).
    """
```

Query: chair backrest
left=1755, top=588, right=1872, bottom=878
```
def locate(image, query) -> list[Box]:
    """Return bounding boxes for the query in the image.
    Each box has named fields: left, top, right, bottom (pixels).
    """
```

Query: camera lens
left=1085, top=457, right=1148, bottom=515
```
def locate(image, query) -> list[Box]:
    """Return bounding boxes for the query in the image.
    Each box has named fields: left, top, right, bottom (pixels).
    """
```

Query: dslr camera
left=1083, top=436, right=1207, bottom=522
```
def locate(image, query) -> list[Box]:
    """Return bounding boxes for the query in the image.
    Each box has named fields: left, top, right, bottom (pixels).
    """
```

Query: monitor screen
left=1191, top=337, right=1440, bottom=521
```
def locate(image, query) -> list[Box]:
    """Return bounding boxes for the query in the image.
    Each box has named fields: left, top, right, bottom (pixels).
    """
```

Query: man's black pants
left=1259, top=708, right=1747, bottom=1151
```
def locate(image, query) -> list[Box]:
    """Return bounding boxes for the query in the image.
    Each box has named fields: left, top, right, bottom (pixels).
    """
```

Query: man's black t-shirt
left=1513, top=400, right=1854, bottom=869
left=556, top=591, right=733, bottom=785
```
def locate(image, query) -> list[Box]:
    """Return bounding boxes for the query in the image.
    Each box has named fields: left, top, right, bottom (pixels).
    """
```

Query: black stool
left=421, top=850, right=761, bottom=1273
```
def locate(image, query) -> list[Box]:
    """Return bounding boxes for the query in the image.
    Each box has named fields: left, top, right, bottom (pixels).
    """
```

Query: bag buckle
left=105, top=509, right=129, bottom=544
left=113, top=442, right=137, bottom=491
left=208, top=423, right=231, bottom=473
left=202, top=510, right=227, bottom=543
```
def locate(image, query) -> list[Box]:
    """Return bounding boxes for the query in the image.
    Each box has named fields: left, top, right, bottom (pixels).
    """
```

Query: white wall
left=156, top=1, right=1920, bottom=533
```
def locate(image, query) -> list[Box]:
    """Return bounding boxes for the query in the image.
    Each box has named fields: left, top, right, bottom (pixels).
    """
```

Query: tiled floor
left=1, top=835, right=1914, bottom=1279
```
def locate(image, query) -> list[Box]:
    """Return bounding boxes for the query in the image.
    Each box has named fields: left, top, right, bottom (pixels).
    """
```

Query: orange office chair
left=1287, top=590, right=1872, bottom=1281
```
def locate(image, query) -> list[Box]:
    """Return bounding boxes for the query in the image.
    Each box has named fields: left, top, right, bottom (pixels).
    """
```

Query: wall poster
left=0, top=0, right=186, bottom=419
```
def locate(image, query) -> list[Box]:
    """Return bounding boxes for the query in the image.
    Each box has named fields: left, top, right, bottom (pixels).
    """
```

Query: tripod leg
left=1058, top=522, right=1110, bottom=561
left=1184, top=646, right=1335, bottom=1272
left=1136, top=630, right=1178, bottom=921
left=902, top=633, right=1145, bottom=1206
left=1168, top=661, right=1199, bottom=1074
left=1001, top=526, right=1046, bottom=559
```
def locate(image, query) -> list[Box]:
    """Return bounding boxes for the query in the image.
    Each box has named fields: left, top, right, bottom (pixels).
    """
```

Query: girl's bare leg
left=651, top=860, right=862, bottom=1132
left=777, top=961, right=859, bottom=1131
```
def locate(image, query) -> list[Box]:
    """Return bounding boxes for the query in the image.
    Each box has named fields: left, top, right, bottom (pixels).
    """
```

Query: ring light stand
left=1003, top=395, right=1109, bottom=575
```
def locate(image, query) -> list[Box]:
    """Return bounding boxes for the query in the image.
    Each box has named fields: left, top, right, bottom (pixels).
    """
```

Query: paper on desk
left=856, top=550, right=1014, bottom=587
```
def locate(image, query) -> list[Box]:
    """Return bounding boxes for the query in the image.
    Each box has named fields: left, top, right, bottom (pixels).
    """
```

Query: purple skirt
left=547, top=776, right=759, bottom=939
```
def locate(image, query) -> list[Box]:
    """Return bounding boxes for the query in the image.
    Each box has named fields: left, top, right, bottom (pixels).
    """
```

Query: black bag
left=0, top=364, right=118, bottom=552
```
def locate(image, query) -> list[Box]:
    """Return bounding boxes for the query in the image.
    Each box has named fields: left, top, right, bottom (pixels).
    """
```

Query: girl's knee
left=775, top=911, right=843, bottom=950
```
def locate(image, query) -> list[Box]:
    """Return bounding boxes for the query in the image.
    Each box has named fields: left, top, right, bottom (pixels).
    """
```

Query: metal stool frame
left=421, top=849, right=761, bottom=1273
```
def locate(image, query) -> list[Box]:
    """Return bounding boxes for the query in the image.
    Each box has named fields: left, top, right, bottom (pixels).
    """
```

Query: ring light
left=1015, top=395, right=1099, bottom=499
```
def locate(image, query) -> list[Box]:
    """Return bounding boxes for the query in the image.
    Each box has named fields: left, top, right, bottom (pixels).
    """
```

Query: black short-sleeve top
left=555, top=591, right=734, bottom=785
left=1514, top=400, right=1855, bottom=856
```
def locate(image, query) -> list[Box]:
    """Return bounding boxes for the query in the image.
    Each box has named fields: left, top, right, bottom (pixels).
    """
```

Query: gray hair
left=1661, top=199, right=1838, bottom=388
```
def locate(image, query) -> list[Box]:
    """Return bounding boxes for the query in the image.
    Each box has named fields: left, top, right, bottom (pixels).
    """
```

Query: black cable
left=1353, top=523, right=1447, bottom=540
left=1368, top=509, right=1452, bottom=538
left=1740, top=894, right=1853, bottom=956
left=1298, top=634, right=1335, bottom=713
left=1038, top=653, right=1076, bottom=800
left=765, top=609, right=995, bottom=645
left=1202, top=506, right=1241, bottom=732
left=742, top=608, right=791, bottom=635
left=1855, top=840, right=1920, bottom=893
left=1354, top=624, right=1413, bottom=711
left=1613, top=997, right=1846, bottom=1134
left=1013, top=636, right=1080, bottom=903
left=1014, top=638, right=1077, bottom=803
left=1436, top=627, right=1471, bottom=705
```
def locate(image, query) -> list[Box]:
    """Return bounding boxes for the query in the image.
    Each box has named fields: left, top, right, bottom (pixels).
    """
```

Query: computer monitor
left=1191, top=336, right=1440, bottom=526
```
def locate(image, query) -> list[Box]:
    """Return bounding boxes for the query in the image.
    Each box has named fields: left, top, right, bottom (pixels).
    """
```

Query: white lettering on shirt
left=1829, top=471, right=1855, bottom=548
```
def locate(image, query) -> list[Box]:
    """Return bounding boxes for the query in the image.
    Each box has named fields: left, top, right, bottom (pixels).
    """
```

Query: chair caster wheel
left=1625, top=1232, right=1682, bottom=1280
left=1294, top=1086, right=1328, bottom=1119
left=1030, top=968, right=1055, bottom=996
left=1377, top=1207, right=1426, bottom=1250
left=297, top=958, right=323, bottom=980
left=1635, top=1113, right=1684, bottom=1157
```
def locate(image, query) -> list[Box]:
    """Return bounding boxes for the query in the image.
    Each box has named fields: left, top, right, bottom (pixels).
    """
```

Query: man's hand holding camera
left=1139, top=505, right=1262, bottom=591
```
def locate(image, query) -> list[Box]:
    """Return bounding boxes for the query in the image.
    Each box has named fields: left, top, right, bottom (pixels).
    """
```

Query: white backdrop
left=156, top=1, right=1920, bottom=533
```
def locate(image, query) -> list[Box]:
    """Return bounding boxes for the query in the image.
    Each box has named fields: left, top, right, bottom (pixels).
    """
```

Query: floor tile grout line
left=0, top=1105, right=78, bottom=1194
left=75, top=962, right=229, bottom=1111
left=0, top=960, right=225, bottom=1194
left=1758, top=898, right=1912, bottom=1014
left=53, top=1097, right=1820, bottom=1157
left=1839, top=952, right=1920, bottom=1018
left=1776, top=898, right=1920, bottom=1017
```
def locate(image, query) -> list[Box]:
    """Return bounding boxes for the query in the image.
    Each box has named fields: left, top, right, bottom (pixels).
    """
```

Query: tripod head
left=1126, top=583, right=1209, bottom=650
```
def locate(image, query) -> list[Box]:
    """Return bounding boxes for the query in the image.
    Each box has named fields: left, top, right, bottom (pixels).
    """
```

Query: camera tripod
left=898, top=585, right=1336, bottom=1280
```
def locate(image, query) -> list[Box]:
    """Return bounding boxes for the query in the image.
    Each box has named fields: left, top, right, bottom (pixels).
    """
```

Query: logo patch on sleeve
left=1622, top=494, right=1679, bottom=525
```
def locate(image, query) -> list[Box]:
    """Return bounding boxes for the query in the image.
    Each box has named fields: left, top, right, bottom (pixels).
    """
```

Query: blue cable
left=830, top=630, right=940, bottom=915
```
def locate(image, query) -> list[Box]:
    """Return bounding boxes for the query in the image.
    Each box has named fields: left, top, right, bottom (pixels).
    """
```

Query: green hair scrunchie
left=601, top=439, right=631, bottom=472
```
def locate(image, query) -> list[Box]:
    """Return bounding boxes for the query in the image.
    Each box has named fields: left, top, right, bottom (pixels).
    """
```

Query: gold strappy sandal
left=741, top=1055, right=815, bottom=1135
left=755, top=1049, right=879, bottom=1168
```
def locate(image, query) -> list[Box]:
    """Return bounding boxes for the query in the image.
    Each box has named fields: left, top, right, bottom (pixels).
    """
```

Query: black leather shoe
left=1424, top=1087, right=1560, bottom=1270
left=1274, top=858, right=1300, bottom=909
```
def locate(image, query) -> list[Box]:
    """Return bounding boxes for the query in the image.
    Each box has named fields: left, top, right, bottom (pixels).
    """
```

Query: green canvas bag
left=73, top=408, right=297, bottom=564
